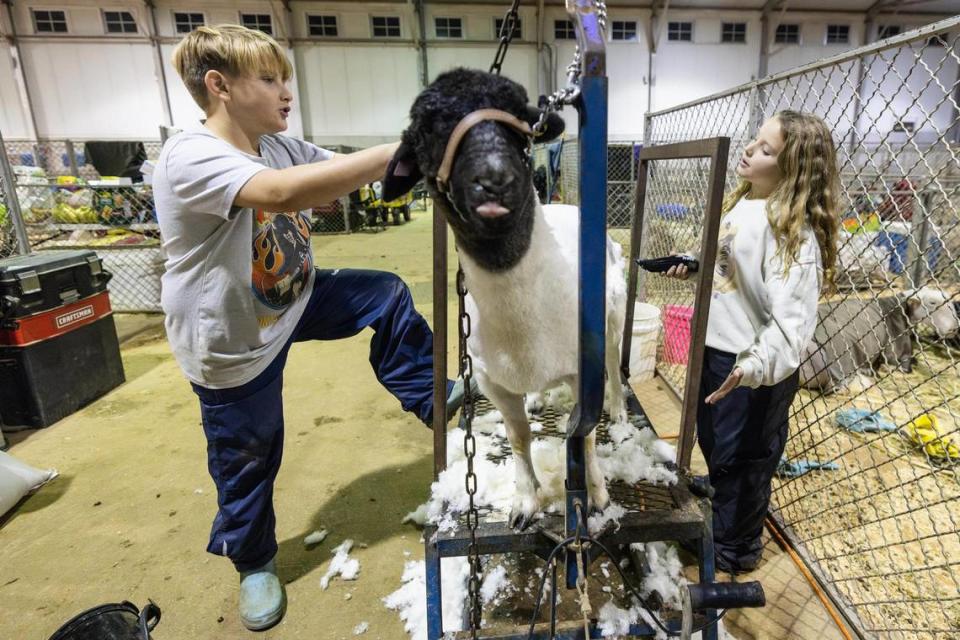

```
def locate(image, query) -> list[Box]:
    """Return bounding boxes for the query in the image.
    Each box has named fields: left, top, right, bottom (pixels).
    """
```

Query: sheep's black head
left=383, top=68, right=564, bottom=271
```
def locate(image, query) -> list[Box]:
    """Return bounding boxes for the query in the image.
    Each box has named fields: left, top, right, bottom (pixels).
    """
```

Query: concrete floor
left=1, top=212, right=850, bottom=639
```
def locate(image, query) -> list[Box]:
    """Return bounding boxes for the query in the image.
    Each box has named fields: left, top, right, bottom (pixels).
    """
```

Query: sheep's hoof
left=525, top=394, right=544, bottom=415
left=588, top=485, right=610, bottom=514
left=608, top=409, right=628, bottom=425
left=509, top=494, right=540, bottom=531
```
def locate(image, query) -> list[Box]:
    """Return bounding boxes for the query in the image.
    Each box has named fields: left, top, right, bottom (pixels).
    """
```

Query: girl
left=667, top=111, right=839, bottom=573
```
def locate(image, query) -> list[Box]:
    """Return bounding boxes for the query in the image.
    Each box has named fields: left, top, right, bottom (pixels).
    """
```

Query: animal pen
left=560, top=16, right=960, bottom=640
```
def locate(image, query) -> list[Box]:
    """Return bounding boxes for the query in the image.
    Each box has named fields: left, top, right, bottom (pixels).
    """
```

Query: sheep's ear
left=525, top=106, right=565, bottom=142
left=382, top=141, right=422, bottom=202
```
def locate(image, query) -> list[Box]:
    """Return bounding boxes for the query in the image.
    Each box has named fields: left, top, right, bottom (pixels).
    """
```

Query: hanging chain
left=457, top=266, right=482, bottom=636
left=531, top=1, right=607, bottom=137
left=490, top=0, right=522, bottom=75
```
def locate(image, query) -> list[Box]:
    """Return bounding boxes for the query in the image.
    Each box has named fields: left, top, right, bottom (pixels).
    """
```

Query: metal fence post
left=0, top=129, right=32, bottom=255
left=64, top=139, right=80, bottom=177
left=909, top=188, right=933, bottom=287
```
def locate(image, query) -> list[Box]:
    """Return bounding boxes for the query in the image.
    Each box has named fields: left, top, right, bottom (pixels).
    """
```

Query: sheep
left=800, top=286, right=958, bottom=393
left=382, top=68, right=628, bottom=529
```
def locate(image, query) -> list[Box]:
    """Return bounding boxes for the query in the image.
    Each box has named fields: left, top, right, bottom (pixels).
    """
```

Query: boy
left=154, top=24, right=464, bottom=631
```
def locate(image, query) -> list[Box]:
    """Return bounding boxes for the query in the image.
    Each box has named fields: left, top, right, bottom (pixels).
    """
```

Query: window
left=435, top=17, right=462, bottom=39
left=611, top=20, right=638, bottom=42
left=554, top=19, right=575, bottom=40
left=721, top=22, right=746, bottom=43
left=308, top=15, right=337, bottom=37
left=173, top=12, right=204, bottom=34
left=372, top=16, right=401, bottom=38
left=667, top=21, right=692, bottom=42
left=104, top=11, right=137, bottom=34
left=775, top=24, right=799, bottom=44
left=32, top=9, right=67, bottom=33
left=241, top=13, right=272, bottom=35
left=826, top=24, right=849, bottom=44
left=495, top=17, right=521, bottom=39
left=878, top=25, right=902, bottom=39
left=892, top=121, right=915, bottom=133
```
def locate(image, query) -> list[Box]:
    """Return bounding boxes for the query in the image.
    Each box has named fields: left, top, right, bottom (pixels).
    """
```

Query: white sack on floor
left=0, top=451, right=58, bottom=517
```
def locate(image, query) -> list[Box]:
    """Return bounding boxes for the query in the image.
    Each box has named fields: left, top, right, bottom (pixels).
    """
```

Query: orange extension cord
left=764, top=518, right=854, bottom=640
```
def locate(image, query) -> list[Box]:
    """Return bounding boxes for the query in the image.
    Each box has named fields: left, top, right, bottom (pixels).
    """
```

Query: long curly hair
left=722, top=110, right=840, bottom=293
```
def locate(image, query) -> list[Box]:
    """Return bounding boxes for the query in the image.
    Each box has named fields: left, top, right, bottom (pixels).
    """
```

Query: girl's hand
left=705, top=367, right=743, bottom=404
left=664, top=257, right=690, bottom=280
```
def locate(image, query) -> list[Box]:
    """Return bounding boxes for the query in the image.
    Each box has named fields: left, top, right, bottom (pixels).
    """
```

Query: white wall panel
left=20, top=41, right=165, bottom=139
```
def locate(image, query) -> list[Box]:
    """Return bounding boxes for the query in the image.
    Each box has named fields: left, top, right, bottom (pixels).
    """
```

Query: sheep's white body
left=458, top=202, right=628, bottom=526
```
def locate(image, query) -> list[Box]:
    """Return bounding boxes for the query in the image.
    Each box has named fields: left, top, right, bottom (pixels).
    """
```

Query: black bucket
left=49, top=601, right=160, bottom=640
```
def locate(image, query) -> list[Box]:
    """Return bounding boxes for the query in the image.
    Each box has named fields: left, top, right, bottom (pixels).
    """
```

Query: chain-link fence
left=1, top=138, right=164, bottom=311
left=561, top=17, right=960, bottom=640
left=0, top=136, right=420, bottom=309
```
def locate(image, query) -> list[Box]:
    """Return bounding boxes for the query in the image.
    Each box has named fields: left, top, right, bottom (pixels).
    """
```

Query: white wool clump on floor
left=597, top=425, right=678, bottom=486
left=598, top=600, right=646, bottom=638
left=352, top=621, right=369, bottom=635
left=383, top=557, right=470, bottom=640
left=543, top=385, right=575, bottom=412
left=320, top=539, right=361, bottom=590
left=406, top=406, right=677, bottom=533
left=402, top=503, right=429, bottom=526
left=480, top=563, right=514, bottom=605
left=630, top=542, right=685, bottom=610
left=472, top=409, right=503, bottom=432
left=303, top=529, right=328, bottom=546
left=587, top=502, right=627, bottom=534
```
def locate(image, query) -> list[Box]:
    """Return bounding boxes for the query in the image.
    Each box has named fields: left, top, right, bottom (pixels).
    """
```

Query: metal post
left=424, top=527, right=443, bottom=640
left=145, top=0, right=174, bottom=127
left=432, top=198, right=448, bottom=477
left=340, top=195, right=350, bottom=233
left=909, top=189, right=933, bottom=287
left=2, top=0, right=40, bottom=141
left=848, top=2, right=889, bottom=153
left=414, top=0, right=429, bottom=88
left=565, top=0, right=606, bottom=590
left=64, top=139, right=79, bottom=177
left=0, top=128, right=32, bottom=255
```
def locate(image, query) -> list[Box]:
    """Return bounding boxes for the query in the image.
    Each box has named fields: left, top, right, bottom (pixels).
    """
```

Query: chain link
left=457, top=266, right=482, bottom=636
left=489, top=0, right=522, bottom=75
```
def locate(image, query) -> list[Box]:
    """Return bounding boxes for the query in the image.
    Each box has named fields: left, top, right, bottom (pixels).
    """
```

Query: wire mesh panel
left=560, top=139, right=643, bottom=248
left=631, top=157, right=717, bottom=398
left=0, top=172, right=23, bottom=259
left=636, top=19, right=960, bottom=640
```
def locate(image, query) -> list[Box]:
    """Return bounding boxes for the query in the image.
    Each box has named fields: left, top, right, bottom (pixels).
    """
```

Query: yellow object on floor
left=902, top=414, right=960, bottom=461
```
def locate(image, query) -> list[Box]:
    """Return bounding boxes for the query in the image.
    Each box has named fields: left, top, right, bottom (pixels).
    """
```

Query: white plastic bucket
left=629, top=302, right=661, bottom=383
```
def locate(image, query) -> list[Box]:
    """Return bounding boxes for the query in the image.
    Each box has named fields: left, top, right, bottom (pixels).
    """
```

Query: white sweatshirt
left=704, top=197, right=822, bottom=389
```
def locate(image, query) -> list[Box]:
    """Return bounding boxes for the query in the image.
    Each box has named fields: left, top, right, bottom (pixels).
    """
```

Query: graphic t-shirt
left=154, top=124, right=333, bottom=388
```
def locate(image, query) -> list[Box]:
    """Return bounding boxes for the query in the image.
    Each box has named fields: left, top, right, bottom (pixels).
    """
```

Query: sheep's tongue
left=476, top=203, right=510, bottom=218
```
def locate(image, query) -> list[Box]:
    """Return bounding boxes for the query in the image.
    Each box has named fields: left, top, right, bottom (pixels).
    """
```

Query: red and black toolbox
left=0, top=250, right=125, bottom=429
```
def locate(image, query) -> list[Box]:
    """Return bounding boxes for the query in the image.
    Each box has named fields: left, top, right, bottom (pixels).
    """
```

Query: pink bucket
left=662, top=304, right=693, bottom=364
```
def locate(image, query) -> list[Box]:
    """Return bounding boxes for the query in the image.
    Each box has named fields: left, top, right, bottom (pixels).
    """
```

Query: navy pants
left=697, top=347, right=799, bottom=571
left=192, top=268, right=444, bottom=572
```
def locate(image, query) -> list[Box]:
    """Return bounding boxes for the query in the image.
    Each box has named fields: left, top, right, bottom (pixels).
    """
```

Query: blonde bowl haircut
left=722, top=110, right=841, bottom=294
left=172, top=24, right=293, bottom=110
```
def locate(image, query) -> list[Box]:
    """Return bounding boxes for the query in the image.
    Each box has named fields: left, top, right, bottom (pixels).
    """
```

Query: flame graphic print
left=251, top=210, right=313, bottom=310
